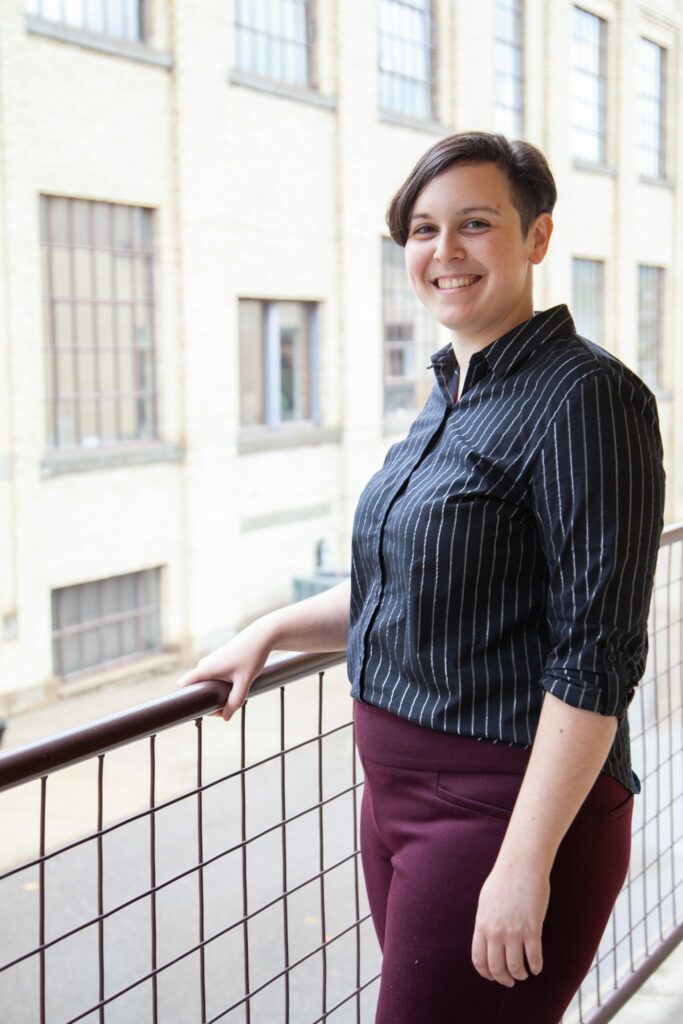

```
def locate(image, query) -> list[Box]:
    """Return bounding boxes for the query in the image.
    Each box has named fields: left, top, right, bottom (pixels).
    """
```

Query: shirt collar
left=428, top=304, right=576, bottom=381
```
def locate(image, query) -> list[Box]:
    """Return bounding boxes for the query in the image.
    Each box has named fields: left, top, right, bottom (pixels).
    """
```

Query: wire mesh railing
left=0, top=522, right=681, bottom=1023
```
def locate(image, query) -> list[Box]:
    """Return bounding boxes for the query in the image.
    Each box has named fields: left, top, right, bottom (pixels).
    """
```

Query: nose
left=432, top=227, right=466, bottom=263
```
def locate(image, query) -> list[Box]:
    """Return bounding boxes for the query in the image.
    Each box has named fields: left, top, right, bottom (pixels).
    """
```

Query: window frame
left=376, top=0, right=436, bottom=122
left=493, top=0, right=525, bottom=139
left=231, top=0, right=315, bottom=89
left=381, top=236, right=437, bottom=420
left=26, top=0, right=148, bottom=43
left=637, top=37, right=667, bottom=181
left=40, top=194, right=159, bottom=451
left=570, top=5, right=608, bottom=166
left=51, top=567, right=162, bottom=680
left=239, top=298, right=321, bottom=431
left=571, top=256, right=605, bottom=343
left=637, top=264, right=665, bottom=393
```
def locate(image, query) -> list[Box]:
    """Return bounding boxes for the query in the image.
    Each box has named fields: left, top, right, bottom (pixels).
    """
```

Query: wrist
left=496, top=827, right=557, bottom=876
left=254, top=609, right=285, bottom=649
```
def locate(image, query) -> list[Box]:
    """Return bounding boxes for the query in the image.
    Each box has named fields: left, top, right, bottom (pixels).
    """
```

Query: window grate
left=41, top=196, right=157, bottom=449
left=232, top=0, right=314, bottom=88
left=27, top=0, right=146, bottom=43
left=377, top=0, right=435, bottom=121
left=571, top=6, right=608, bottom=164
left=51, top=567, right=162, bottom=678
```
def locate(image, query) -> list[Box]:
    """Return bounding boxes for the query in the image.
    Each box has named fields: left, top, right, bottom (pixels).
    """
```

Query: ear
left=528, top=214, right=553, bottom=266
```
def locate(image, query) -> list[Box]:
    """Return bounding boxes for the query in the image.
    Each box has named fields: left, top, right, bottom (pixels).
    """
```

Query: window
left=41, top=196, right=157, bottom=448
left=571, top=6, right=607, bottom=164
left=493, top=0, right=524, bottom=138
left=239, top=299, right=320, bottom=428
left=638, top=39, right=666, bottom=179
left=637, top=266, right=664, bottom=390
left=232, top=0, right=312, bottom=86
left=52, top=568, right=161, bottom=678
left=377, top=0, right=434, bottom=120
left=27, top=0, right=146, bottom=42
left=382, top=237, right=436, bottom=415
left=572, top=258, right=604, bottom=341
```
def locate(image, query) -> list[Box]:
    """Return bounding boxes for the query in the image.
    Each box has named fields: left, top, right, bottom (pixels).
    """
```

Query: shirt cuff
left=539, top=646, right=638, bottom=718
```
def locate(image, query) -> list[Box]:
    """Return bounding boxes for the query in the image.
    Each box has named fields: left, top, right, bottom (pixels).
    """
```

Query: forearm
left=260, top=577, right=351, bottom=653
left=496, top=692, right=618, bottom=874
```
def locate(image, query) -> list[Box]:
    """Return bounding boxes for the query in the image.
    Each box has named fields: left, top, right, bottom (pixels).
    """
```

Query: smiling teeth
left=436, top=276, right=480, bottom=289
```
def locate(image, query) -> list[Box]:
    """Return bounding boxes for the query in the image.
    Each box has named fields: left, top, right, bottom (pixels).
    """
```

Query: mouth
left=431, top=274, right=483, bottom=291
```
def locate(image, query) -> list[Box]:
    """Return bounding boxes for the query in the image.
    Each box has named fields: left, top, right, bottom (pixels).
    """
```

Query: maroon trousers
left=354, top=700, right=633, bottom=1024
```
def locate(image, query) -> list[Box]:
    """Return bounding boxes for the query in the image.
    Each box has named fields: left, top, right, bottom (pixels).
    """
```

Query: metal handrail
left=0, top=650, right=345, bottom=792
left=1, top=521, right=681, bottom=1024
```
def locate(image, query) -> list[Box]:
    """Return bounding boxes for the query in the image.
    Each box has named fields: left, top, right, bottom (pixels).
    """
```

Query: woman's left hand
left=471, top=862, right=550, bottom=987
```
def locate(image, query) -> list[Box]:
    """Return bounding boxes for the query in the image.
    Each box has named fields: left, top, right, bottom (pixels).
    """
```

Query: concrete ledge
left=237, top=425, right=342, bottom=454
left=638, top=175, right=675, bottom=189
left=572, top=159, right=617, bottom=176
left=41, top=442, right=184, bottom=477
left=228, top=68, right=337, bottom=109
left=378, top=109, right=451, bottom=135
left=26, top=14, right=174, bottom=68
left=240, top=501, right=332, bottom=532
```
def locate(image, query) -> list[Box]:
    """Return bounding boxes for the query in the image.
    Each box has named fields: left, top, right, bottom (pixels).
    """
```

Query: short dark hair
left=386, top=131, right=557, bottom=245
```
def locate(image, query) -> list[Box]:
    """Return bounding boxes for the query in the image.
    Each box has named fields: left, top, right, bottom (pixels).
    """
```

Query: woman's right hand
left=175, top=618, right=274, bottom=722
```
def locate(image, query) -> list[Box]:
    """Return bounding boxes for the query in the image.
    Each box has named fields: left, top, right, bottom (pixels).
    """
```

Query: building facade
left=0, top=0, right=681, bottom=711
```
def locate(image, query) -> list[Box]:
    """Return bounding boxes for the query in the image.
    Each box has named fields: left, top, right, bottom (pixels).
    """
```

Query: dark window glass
left=51, top=568, right=162, bottom=679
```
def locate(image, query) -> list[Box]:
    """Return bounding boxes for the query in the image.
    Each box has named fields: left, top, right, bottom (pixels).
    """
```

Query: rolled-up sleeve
left=529, top=368, right=666, bottom=717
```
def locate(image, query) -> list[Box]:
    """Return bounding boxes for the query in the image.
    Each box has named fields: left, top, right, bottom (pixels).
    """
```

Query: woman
left=177, top=132, right=665, bottom=1023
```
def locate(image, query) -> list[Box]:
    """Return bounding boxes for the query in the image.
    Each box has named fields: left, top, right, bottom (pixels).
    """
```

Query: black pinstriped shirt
left=347, top=304, right=665, bottom=795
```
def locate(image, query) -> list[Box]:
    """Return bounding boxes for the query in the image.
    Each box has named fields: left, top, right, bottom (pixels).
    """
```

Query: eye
left=413, top=224, right=435, bottom=234
left=463, top=219, right=488, bottom=229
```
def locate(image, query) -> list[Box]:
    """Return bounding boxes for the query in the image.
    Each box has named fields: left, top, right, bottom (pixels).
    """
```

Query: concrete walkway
left=609, top=941, right=683, bottom=1024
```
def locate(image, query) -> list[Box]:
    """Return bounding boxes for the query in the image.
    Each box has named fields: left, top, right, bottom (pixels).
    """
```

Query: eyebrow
left=409, top=205, right=502, bottom=223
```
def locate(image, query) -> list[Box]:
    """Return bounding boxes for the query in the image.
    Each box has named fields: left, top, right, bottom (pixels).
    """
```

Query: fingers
left=524, top=935, right=543, bottom=976
left=471, top=933, right=493, bottom=983
left=221, top=679, right=249, bottom=721
left=487, top=939, right=517, bottom=988
left=472, top=931, right=541, bottom=987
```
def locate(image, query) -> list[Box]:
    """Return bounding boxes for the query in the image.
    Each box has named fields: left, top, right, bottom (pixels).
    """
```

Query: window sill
left=638, top=175, right=674, bottom=189
left=41, top=442, right=184, bottom=477
left=26, top=15, right=174, bottom=68
left=572, top=160, right=617, bottom=177
left=57, top=648, right=180, bottom=696
left=228, top=68, right=337, bottom=110
left=237, top=425, right=342, bottom=454
left=240, top=502, right=333, bottom=532
left=378, top=109, right=449, bottom=135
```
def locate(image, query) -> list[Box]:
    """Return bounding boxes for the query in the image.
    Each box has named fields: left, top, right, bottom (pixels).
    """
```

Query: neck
left=449, top=295, right=535, bottom=369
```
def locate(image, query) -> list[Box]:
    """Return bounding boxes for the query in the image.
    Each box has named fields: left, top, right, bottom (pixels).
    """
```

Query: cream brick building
left=0, top=0, right=680, bottom=712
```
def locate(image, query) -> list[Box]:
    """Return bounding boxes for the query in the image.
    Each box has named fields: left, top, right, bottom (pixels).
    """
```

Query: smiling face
left=404, top=161, right=553, bottom=355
